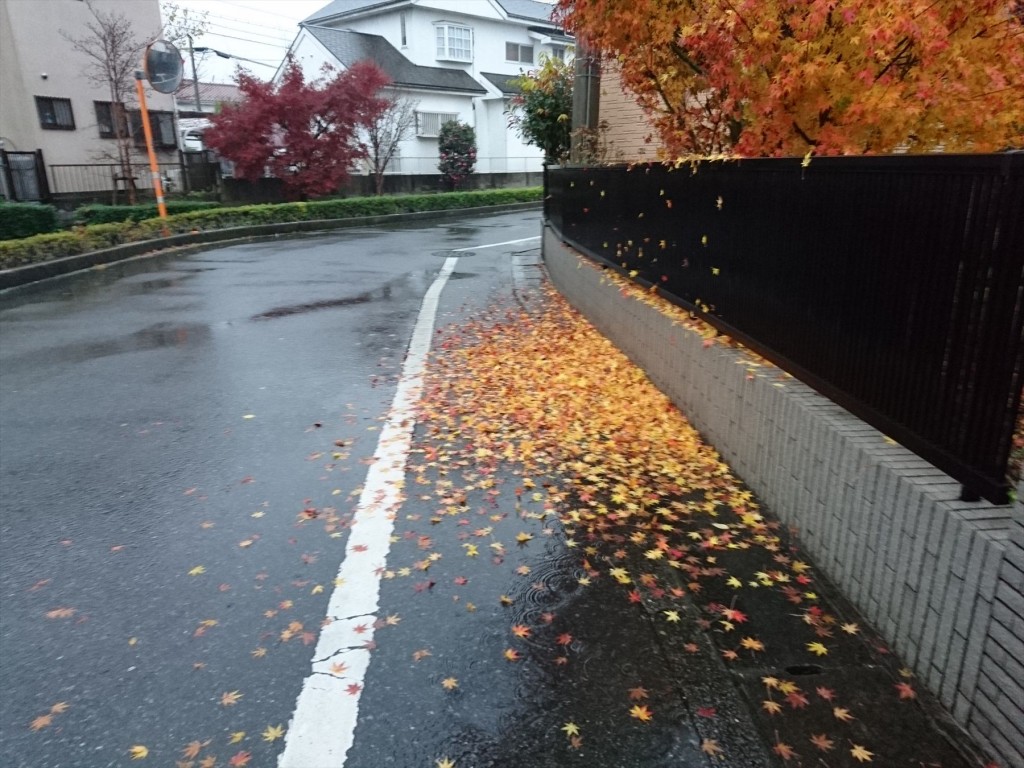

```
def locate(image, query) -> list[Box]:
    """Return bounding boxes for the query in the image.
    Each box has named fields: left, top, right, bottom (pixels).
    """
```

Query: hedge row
left=0, top=202, right=58, bottom=239
left=0, top=188, right=542, bottom=270
left=74, top=201, right=222, bottom=225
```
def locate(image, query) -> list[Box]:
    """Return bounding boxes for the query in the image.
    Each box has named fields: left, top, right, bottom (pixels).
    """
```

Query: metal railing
left=546, top=155, right=1024, bottom=504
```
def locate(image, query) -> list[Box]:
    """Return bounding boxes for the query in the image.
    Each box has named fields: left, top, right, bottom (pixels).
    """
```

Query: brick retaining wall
left=543, top=225, right=1024, bottom=767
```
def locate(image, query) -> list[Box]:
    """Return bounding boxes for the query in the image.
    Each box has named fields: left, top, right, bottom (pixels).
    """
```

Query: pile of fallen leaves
left=395, top=284, right=985, bottom=766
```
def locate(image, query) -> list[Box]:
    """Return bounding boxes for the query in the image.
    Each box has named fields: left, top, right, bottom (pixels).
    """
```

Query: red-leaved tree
left=556, top=0, right=1024, bottom=157
left=205, top=59, right=390, bottom=198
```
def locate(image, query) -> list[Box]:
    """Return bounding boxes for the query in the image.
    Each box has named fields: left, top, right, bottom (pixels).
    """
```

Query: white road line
left=452, top=235, right=540, bottom=252
left=278, top=256, right=459, bottom=768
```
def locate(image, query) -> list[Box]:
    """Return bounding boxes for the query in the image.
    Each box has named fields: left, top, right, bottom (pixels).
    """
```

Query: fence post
left=0, top=149, right=14, bottom=201
left=34, top=149, right=51, bottom=201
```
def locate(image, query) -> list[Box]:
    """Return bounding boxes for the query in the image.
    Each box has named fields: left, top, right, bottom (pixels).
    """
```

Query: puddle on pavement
left=251, top=270, right=435, bottom=320
left=4, top=322, right=212, bottom=367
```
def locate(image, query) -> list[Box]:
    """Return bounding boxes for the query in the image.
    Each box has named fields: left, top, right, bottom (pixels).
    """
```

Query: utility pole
left=188, top=35, right=202, bottom=114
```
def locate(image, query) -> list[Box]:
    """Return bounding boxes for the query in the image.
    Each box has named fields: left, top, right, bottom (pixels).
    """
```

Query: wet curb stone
left=0, top=201, right=541, bottom=291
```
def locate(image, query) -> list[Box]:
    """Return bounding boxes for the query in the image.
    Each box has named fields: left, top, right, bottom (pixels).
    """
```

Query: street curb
left=0, top=201, right=542, bottom=291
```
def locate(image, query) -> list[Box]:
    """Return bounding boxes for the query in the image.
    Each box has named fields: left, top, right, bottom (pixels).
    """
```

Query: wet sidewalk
left=373, top=244, right=997, bottom=768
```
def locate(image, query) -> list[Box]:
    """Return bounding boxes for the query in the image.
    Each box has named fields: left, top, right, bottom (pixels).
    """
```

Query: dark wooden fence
left=545, top=154, right=1024, bottom=504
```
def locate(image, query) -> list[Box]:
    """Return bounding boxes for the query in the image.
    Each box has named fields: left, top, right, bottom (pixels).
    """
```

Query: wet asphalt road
left=0, top=210, right=581, bottom=768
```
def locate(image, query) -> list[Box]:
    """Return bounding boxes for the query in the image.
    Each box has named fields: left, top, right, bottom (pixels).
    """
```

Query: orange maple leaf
left=29, top=714, right=53, bottom=731
left=220, top=690, right=243, bottom=707
left=809, top=734, right=834, bottom=751
left=773, top=742, right=797, bottom=761
left=895, top=682, right=916, bottom=700
left=227, top=750, right=251, bottom=767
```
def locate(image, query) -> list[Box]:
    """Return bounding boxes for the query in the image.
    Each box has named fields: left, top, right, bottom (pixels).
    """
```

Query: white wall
left=0, top=0, right=176, bottom=168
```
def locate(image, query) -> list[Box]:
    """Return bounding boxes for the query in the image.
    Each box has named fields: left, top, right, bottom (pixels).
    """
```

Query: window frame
left=35, top=96, right=75, bottom=130
left=415, top=111, right=459, bottom=138
left=434, top=22, right=473, bottom=62
left=505, top=42, right=534, bottom=64
left=128, top=109, right=178, bottom=149
left=94, top=100, right=129, bottom=139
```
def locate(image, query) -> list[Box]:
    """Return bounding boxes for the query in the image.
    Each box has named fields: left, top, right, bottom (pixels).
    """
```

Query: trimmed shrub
left=0, top=188, right=542, bottom=270
left=74, top=201, right=222, bottom=225
left=0, top=202, right=59, bottom=239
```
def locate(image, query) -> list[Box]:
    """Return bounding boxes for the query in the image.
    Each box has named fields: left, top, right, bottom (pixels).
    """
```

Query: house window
left=550, top=45, right=566, bottom=61
left=94, top=101, right=128, bottom=139
left=416, top=111, right=459, bottom=137
left=435, top=23, right=472, bottom=61
left=505, top=42, right=534, bottom=63
left=35, top=96, right=75, bottom=130
left=128, top=110, right=177, bottom=148
left=400, top=11, right=407, bottom=46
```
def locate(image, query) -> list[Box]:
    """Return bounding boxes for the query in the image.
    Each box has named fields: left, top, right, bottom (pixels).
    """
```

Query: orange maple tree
left=554, top=0, right=1024, bottom=156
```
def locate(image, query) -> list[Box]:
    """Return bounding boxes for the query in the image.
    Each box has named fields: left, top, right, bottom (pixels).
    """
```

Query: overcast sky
left=163, top=0, right=328, bottom=83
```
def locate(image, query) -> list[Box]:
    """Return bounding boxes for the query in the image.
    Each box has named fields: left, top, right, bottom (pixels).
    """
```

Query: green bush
left=0, top=202, right=58, bottom=239
left=0, top=188, right=541, bottom=270
left=74, top=201, right=221, bottom=225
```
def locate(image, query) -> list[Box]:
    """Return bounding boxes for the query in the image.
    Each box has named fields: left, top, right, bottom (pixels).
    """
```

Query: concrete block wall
left=543, top=226, right=1024, bottom=768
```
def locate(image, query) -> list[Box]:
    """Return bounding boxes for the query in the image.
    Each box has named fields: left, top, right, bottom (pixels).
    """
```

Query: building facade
left=0, top=0, right=178, bottom=201
left=284, top=0, right=573, bottom=176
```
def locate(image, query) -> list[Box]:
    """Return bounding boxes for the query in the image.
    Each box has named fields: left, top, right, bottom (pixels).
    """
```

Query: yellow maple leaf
left=187, top=566, right=205, bottom=576
left=436, top=759, right=456, bottom=768
left=740, top=637, right=764, bottom=652
left=629, top=704, right=653, bottom=722
left=129, top=745, right=149, bottom=760
left=701, top=739, right=723, bottom=755
left=228, top=732, right=245, bottom=744
left=833, top=707, right=855, bottom=722
left=762, top=700, right=782, bottom=715
left=261, top=724, right=285, bottom=742
left=441, top=677, right=459, bottom=690
left=663, top=610, right=681, bottom=622
left=850, top=744, right=874, bottom=762
left=806, top=641, right=828, bottom=656
left=561, top=722, right=580, bottom=737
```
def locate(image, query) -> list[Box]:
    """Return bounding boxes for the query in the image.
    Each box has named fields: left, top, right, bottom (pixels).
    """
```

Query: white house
left=281, top=0, right=573, bottom=176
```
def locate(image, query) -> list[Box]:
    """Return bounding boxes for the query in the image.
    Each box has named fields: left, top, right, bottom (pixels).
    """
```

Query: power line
left=195, top=30, right=291, bottom=49
left=203, top=20, right=292, bottom=45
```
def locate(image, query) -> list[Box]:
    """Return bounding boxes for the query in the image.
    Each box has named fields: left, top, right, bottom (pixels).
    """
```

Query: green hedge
left=0, top=202, right=58, bottom=239
left=74, top=201, right=221, bottom=225
left=0, top=188, right=542, bottom=270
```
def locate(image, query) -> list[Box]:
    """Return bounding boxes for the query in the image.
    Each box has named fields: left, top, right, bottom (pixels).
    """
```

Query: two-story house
left=282, top=0, right=573, bottom=177
left=0, top=0, right=179, bottom=202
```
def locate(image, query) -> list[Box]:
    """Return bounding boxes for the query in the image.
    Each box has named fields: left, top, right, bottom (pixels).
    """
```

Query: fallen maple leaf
left=810, top=733, right=834, bottom=752
left=227, top=750, right=251, bottom=767
left=561, top=722, right=580, bottom=737
left=49, top=702, right=69, bottom=714
left=833, top=707, right=855, bottom=722
left=895, top=682, right=916, bottom=700
left=29, top=714, right=53, bottom=731
left=503, top=648, right=521, bottom=662
left=228, top=731, right=245, bottom=744
left=806, top=641, right=829, bottom=656
left=436, top=759, right=456, bottom=768
left=762, top=700, right=782, bottom=715
left=511, top=624, right=531, bottom=638
left=441, top=677, right=459, bottom=690
left=129, top=745, right=149, bottom=760
left=262, top=724, right=285, bottom=742
left=773, top=741, right=796, bottom=761
left=220, top=690, right=243, bottom=707
left=629, top=704, right=653, bottom=722
left=45, top=607, right=75, bottom=619
left=181, top=740, right=209, bottom=759
left=187, top=566, right=205, bottom=576
left=701, top=739, right=723, bottom=756
left=850, top=744, right=874, bottom=762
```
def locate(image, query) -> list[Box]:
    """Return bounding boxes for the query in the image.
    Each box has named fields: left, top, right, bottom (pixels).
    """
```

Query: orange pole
left=134, top=72, right=169, bottom=235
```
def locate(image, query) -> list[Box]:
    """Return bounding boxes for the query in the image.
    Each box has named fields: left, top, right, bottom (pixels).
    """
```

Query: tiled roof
left=304, top=0, right=559, bottom=26
left=303, top=26, right=487, bottom=94
left=175, top=80, right=243, bottom=104
left=481, top=72, right=523, bottom=96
